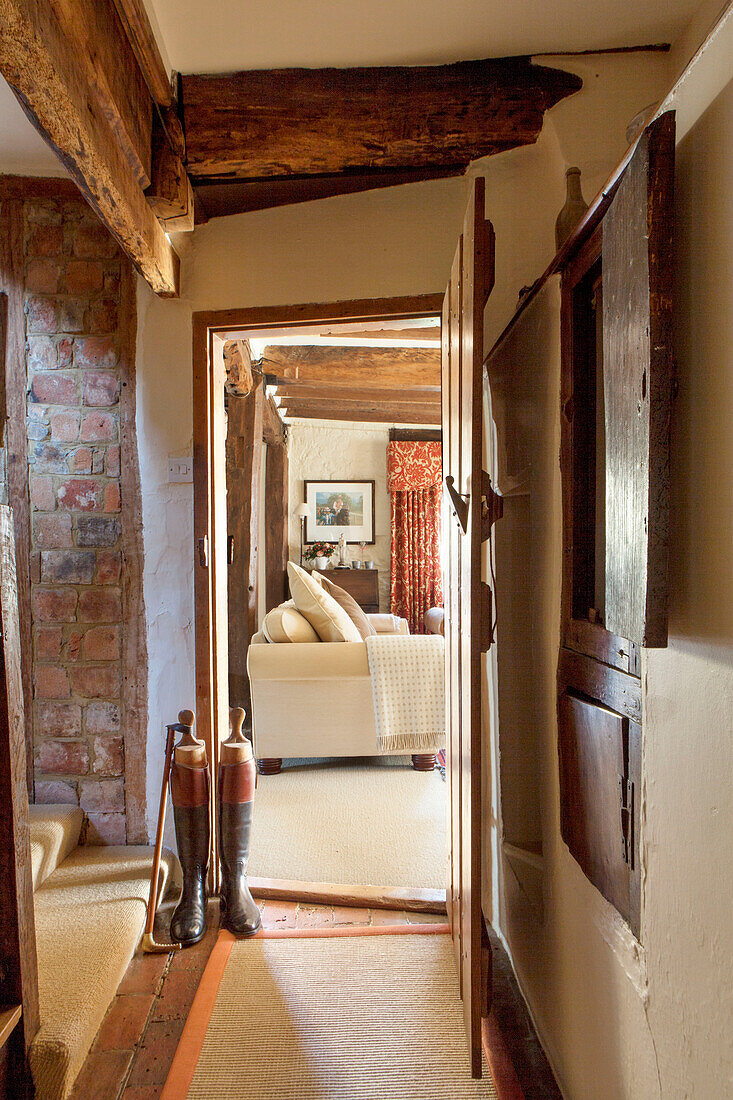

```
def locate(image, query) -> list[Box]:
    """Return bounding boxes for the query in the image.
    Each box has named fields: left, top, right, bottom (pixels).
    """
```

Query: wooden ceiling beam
left=281, top=401, right=441, bottom=425
left=0, top=0, right=180, bottom=295
left=110, top=0, right=172, bottom=107
left=47, top=0, right=153, bottom=187
left=262, top=345, right=441, bottom=389
left=223, top=340, right=254, bottom=395
left=274, top=384, right=439, bottom=405
left=182, top=57, right=582, bottom=186
left=146, top=112, right=195, bottom=230
left=192, top=167, right=463, bottom=220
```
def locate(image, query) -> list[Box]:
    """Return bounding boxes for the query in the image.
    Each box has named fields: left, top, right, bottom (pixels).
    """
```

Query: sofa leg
left=257, top=757, right=282, bottom=775
left=412, top=753, right=437, bottom=772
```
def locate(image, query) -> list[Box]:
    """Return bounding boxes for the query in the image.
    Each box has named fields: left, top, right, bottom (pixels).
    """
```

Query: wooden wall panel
left=558, top=691, right=641, bottom=936
left=603, top=113, right=675, bottom=647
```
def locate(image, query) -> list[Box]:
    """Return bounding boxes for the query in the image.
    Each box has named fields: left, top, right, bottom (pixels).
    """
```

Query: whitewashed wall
left=286, top=418, right=391, bottom=611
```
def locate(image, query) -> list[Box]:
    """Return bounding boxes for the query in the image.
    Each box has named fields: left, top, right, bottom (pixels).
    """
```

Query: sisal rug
left=163, top=928, right=499, bottom=1099
left=247, top=757, right=446, bottom=890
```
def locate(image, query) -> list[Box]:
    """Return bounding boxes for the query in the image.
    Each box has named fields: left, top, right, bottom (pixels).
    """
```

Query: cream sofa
left=247, top=612, right=441, bottom=771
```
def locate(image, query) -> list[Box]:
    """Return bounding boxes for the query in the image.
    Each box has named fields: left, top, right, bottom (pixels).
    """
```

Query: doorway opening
left=191, top=176, right=492, bottom=1080
left=192, top=294, right=446, bottom=912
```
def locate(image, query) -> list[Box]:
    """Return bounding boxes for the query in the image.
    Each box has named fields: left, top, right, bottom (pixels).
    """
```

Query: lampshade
left=296, top=503, right=309, bottom=518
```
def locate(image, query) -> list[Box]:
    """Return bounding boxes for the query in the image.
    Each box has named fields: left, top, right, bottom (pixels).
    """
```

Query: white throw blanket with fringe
left=365, top=634, right=446, bottom=753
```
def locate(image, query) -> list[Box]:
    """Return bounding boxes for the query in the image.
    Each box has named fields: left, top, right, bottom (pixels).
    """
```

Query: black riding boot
left=170, top=762, right=210, bottom=946
left=218, top=755, right=261, bottom=937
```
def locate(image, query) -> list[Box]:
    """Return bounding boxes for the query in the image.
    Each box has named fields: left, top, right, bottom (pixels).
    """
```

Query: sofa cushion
left=287, top=562, right=361, bottom=643
left=263, top=600, right=321, bottom=644
left=319, top=575, right=377, bottom=640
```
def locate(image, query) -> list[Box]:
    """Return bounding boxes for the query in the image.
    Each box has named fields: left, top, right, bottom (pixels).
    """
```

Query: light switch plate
left=168, top=457, right=193, bottom=483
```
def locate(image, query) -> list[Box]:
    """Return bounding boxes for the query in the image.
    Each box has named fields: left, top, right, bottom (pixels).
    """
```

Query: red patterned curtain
left=387, top=441, right=443, bottom=634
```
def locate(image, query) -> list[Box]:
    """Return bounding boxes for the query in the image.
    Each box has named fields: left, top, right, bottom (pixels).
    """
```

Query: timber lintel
left=0, top=0, right=187, bottom=296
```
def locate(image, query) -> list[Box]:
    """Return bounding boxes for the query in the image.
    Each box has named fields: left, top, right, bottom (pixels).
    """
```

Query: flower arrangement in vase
left=303, top=541, right=336, bottom=570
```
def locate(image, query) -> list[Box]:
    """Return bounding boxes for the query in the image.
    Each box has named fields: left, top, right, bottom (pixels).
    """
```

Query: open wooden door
left=442, top=177, right=497, bottom=1076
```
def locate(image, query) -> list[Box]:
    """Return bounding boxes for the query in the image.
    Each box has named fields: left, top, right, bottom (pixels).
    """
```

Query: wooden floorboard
left=248, top=877, right=447, bottom=914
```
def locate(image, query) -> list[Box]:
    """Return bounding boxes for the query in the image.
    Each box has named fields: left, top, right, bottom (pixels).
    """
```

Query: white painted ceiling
left=147, top=0, right=700, bottom=74
left=0, top=77, right=68, bottom=177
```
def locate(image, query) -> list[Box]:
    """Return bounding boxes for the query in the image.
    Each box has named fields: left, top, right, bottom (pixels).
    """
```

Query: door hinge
left=481, top=470, right=503, bottom=542
left=618, top=775, right=634, bottom=867
left=198, top=535, right=209, bottom=568
left=227, top=535, right=235, bottom=565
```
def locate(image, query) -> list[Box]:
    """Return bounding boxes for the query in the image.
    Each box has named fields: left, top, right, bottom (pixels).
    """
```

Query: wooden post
left=264, top=442, right=289, bottom=612
left=0, top=507, right=39, bottom=1093
left=226, top=380, right=263, bottom=711
left=0, top=199, right=34, bottom=798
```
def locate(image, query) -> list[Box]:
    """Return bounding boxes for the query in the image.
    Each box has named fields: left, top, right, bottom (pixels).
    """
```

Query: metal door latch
left=445, top=475, right=469, bottom=534
left=618, top=775, right=634, bottom=867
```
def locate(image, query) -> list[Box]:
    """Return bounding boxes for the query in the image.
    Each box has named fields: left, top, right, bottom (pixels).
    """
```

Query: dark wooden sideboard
left=312, top=567, right=379, bottom=614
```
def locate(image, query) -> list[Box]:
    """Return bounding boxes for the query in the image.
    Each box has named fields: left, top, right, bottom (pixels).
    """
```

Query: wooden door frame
left=192, top=293, right=443, bottom=866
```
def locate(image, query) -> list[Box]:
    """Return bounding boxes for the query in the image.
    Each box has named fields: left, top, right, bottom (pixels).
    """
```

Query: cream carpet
left=29, top=804, right=84, bottom=891
left=184, top=933, right=497, bottom=1099
left=32, top=843, right=176, bottom=1100
left=247, top=757, right=445, bottom=890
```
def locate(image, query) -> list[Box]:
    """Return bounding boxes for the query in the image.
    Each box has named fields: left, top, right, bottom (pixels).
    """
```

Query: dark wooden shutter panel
left=602, top=111, right=675, bottom=647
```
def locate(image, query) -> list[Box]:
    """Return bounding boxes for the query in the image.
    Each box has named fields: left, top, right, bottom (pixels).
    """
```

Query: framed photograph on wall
left=304, top=480, right=375, bottom=545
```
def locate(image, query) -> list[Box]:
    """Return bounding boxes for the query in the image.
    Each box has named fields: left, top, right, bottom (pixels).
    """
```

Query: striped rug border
left=160, top=924, right=523, bottom=1100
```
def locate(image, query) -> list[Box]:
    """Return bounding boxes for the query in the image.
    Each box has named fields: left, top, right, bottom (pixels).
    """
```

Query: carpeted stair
left=28, top=805, right=177, bottom=1100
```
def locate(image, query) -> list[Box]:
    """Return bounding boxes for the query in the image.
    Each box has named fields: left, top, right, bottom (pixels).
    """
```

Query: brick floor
left=69, top=897, right=444, bottom=1100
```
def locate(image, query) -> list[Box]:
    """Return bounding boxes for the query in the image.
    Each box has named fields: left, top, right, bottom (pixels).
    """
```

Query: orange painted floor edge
left=161, top=925, right=526, bottom=1100
left=159, top=929, right=235, bottom=1100
left=482, top=1012, right=526, bottom=1100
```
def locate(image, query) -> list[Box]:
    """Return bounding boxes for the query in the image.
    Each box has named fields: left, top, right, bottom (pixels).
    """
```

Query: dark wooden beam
left=262, top=345, right=441, bottom=389
left=193, top=167, right=463, bottom=220
left=389, top=428, right=442, bottom=442
left=281, top=401, right=441, bottom=425
left=182, top=58, right=581, bottom=184
left=0, top=0, right=180, bottom=296
left=146, top=112, right=194, bottom=231
left=226, top=383, right=263, bottom=710
left=264, top=444, right=288, bottom=613
left=110, top=0, right=172, bottom=107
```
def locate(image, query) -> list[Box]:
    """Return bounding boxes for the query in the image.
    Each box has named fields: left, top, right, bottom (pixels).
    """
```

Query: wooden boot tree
left=221, top=707, right=253, bottom=765
left=173, top=709, right=207, bottom=767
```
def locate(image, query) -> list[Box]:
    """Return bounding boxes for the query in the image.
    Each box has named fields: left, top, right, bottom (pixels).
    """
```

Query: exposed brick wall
left=21, top=194, right=139, bottom=844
